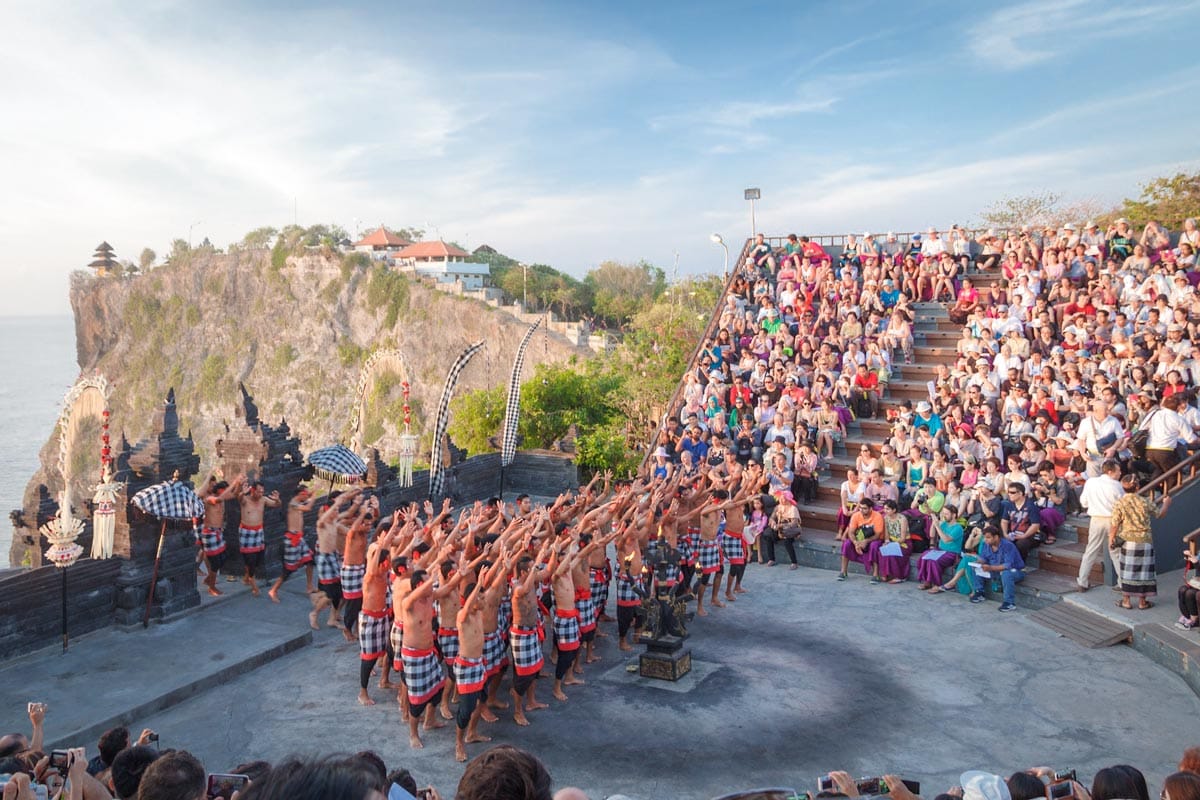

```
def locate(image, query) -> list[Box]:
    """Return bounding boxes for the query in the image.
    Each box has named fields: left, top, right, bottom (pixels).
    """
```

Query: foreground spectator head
left=111, top=746, right=160, bottom=800
left=1165, top=772, right=1200, bottom=800
left=1006, top=772, right=1046, bottom=800
left=1181, top=747, right=1200, bottom=774
left=387, top=768, right=418, bottom=796
left=137, top=750, right=206, bottom=800
left=240, top=755, right=385, bottom=800
left=1092, top=765, right=1149, bottom=800
left=0, top=734, right=27, bottom=759
left=456, top=745, right=552, bottom=800
left=233, top=760, right=273, bottom=784
left=98, top=726, right=131, bottom=767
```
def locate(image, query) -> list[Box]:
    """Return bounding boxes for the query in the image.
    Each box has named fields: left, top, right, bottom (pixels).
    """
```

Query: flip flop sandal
left=1116, top=600, right=1133, bottom=610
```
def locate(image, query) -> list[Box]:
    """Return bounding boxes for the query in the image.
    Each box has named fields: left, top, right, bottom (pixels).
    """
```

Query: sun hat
left=961, top=772, right=1012, bottom=800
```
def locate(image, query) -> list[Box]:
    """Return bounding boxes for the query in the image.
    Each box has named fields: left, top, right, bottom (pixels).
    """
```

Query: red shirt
left=854, top=372, right=879, bottom=391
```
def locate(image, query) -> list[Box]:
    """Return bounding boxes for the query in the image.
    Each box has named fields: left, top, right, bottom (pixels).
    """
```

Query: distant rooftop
left=353, top=225, right=412, bottom=248
left=396, top=240, right=471, bottom=260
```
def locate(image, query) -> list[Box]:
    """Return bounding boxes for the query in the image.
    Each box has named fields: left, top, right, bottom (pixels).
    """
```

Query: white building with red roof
left=352, top=225, right=412, bottom=255
left=394, top=240, right=491, bottom=289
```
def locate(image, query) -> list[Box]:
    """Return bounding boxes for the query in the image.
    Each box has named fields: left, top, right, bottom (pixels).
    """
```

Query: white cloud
left=968, top=0, right=1187, bottom=70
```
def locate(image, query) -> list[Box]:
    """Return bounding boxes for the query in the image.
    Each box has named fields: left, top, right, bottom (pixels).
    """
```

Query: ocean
left=0, top=316, right=78, bottom=567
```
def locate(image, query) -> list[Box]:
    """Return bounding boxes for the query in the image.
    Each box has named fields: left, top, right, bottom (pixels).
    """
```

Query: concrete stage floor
left=10, top=563, right=1198, bottom=800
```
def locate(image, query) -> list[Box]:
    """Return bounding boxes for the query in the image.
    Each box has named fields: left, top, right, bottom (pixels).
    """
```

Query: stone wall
left=0, top=558, right=122, bottom=659
left=0, top=439, right=576, bottom=661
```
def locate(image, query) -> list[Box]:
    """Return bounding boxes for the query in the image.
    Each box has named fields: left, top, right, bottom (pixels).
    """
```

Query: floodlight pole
left=709, top=234, right=729, bottom=282
left=744, top=188, right=761, bottom=238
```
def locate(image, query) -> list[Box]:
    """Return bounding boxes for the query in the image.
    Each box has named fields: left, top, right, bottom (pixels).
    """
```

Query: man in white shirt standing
left=1077, top=459, right=1125, bottom=590
left=1075, top=400, right=1126, bottom=477
left=1144, top=393, right=1199, bottom=477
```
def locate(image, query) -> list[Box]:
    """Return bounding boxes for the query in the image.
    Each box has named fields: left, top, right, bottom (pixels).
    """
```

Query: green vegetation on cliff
left=449, top=275, right=721, bottom=476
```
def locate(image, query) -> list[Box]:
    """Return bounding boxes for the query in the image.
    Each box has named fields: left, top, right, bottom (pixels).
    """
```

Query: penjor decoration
left=501, top=317, right=543, bottom=469
left=397, top=381, right=417, bottom=487
left=55, top=375, right=114, bottom=559
left=41, top=491, right=85, bottom=654
left=429, top=340, right=485, bottom=501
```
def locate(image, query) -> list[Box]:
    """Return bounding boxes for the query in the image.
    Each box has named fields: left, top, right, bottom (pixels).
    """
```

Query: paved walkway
left=4, top=563, right=1192, bottom=800
left=0, top=580, right=312, bottom=750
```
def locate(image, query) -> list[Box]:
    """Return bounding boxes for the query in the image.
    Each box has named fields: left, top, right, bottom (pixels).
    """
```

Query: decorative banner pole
left=429, top=341, right=486, bottom=502
left=40, top=492, right=84, bottom=654
left=397, top=381, right=417, bottom=487
left=91, top=408, right=119, bottom=559
left=499, top=317, right=543, bottom=497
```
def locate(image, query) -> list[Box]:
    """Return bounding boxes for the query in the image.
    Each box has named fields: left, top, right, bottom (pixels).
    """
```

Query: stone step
left=1029, top=540, right=1102, bottom=583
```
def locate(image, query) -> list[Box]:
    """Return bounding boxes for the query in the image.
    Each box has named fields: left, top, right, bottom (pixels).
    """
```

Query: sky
left=3, top=0, right=1200, bottom=315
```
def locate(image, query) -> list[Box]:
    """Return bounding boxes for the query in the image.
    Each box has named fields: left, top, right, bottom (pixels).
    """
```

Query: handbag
left=1130, top=409, right=1158, bottom=458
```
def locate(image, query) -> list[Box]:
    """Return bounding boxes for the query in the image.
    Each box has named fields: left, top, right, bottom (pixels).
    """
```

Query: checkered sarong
left=616, top=574, right=643, bottom=606
left=483, top=629, right=509, bottom=677
left=358, top=609, right=389, bottom=661
left=437, top=627, right=460, bottom=665
left=341, top=563, right=365, bottom=599
left=698, top=539, right=722, bottom=574
left=683, top=527, right=701, bottom=566
left=199, top=525, right=226, bottom=556
left=498, top=594, right=513, bottom=638
left=238, top=524, right=265, bottom=554
left=575, top=587, right=596, bottom=633
left=390, top=622, right=404, bottom=671
left=315, top=552, right=341, bottom=584
left=509, top=626, right=544, bottom=676
left=1118, top=541, right=1157, bottom=595
left=283, top=531, right=313, bottom=570
left=720, top=530, right=746, bottom=565
left=589, top=564, right=610, bottom=615
left=401, top=646, right=446, bottom=705
left=553, top=608, right=581, bottom=652
left=454, top=655, right=487, bottom=694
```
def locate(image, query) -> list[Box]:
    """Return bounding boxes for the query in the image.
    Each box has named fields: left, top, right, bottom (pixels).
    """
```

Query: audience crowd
left=651, top=223, right=1200, bottom=619
left=1, top=704, right=1197, bottom=800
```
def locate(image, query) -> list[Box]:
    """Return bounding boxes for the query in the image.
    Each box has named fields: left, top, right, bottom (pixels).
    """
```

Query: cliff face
left=11, top=251, right=586, bottom=566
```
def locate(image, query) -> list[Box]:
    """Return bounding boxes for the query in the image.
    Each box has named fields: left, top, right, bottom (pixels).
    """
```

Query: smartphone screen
left=207, top=774, right=249, bottom=800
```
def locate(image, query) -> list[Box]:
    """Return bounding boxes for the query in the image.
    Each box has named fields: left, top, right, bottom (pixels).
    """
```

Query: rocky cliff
left=11, top=250, right=587, bottom=566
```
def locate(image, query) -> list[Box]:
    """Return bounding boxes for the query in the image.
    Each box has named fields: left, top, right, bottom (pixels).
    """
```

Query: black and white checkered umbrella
left=307, top=444, right=368, bottom=483
left=131, top=479, right=204, bottom=521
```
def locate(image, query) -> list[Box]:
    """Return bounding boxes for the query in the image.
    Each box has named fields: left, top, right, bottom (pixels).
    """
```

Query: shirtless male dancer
left=236, top=479, right=281, bottom=596
left=356, top=535, right=393, bottom=706
left=717, top=483, right=752, bottom=602
left=400, top=546, right=476, bottom=750
left=453, top=561, right=495, bottom=762
left=679, top=482, right=727, bottom=616
left=341, top=494, right=378, bottom=636
left=548, top=528, right=618, bottom=700
left=268, top=487, right=316, bottom=602
left=311, top=488, right=360, bottom=632
left=197, top=474, right=239, bottom=597
left=509, top=537, right=553, bottom=727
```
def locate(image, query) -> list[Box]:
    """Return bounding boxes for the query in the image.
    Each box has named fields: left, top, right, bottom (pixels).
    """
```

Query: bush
left=364, top=265, right=410, bottom=329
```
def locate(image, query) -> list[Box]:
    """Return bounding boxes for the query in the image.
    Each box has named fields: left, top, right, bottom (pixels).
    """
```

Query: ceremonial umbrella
left=132, top=477, right=204, bottom=628
left=307, top=444, right=367, bottom=499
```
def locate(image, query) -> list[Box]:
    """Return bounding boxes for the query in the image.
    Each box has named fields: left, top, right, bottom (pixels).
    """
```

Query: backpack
left=855, top=392, right=874, bottom=420
left=907, top=513, right=930, bottom=553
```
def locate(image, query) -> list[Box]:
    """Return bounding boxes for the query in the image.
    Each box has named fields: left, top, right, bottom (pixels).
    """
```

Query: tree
left=977, top=191, right=1062, bottom=231
left=447, top=386, right=506, bottom=455
left=138, top=247, right=156, bottom=271
left=240, top=226, right=278, bottom=250
left=166, top=239, right=191, bottom=266
left=1119, top=171, right=1200, bottom=230
left=390, top=226, right=425, bottom=242
left=584, top=260, right=666, bottom=328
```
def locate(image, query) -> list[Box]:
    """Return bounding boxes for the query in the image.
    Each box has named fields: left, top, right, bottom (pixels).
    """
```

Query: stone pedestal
left=637, top=634, right=692, bottom=681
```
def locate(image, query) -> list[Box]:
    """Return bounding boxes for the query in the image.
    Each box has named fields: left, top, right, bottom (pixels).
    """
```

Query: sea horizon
left=0, top=314, right=78, bottom=568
